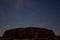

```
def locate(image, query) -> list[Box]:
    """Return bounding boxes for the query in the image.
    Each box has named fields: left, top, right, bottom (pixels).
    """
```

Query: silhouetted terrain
left=0, top=27, right=59, bottom=40
left=58, top=35, right=60, bottom=40
left=0, top=27, right=60, bottom=40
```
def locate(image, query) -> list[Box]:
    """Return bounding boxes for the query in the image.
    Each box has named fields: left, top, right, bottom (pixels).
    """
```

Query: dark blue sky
left=0, top=0, right=60, bottom=36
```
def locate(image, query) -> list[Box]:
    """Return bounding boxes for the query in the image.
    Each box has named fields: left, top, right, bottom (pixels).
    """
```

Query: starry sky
left=0, top=0, right=60, bottom=36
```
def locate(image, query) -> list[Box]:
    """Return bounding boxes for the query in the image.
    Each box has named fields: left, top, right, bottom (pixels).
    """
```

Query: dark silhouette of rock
left=58, top=35, right=60, bottom=40
left=2, top=27, right=56, bottom=40
left=0, top=37, right=2, bottom=38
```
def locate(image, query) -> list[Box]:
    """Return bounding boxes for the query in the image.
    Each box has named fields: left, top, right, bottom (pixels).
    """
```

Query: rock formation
left=2, top=27, right=56, bottom=40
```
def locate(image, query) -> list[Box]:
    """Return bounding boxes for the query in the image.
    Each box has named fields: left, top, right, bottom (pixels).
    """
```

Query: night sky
left=0, top=0, right=60, bottom=36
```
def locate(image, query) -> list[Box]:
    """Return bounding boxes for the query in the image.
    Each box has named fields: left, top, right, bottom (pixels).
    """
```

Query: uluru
left=2, top=27, right=56, bottom=40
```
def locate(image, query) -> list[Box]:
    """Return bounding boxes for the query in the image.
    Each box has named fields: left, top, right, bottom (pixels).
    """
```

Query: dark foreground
left=1, top=27, right=59, bottom=40
left=0, top=38, right=59, bottom=40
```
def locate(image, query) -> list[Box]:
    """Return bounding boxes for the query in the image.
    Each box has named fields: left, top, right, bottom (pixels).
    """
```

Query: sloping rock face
left=2, top=27, right=56, bottom=40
